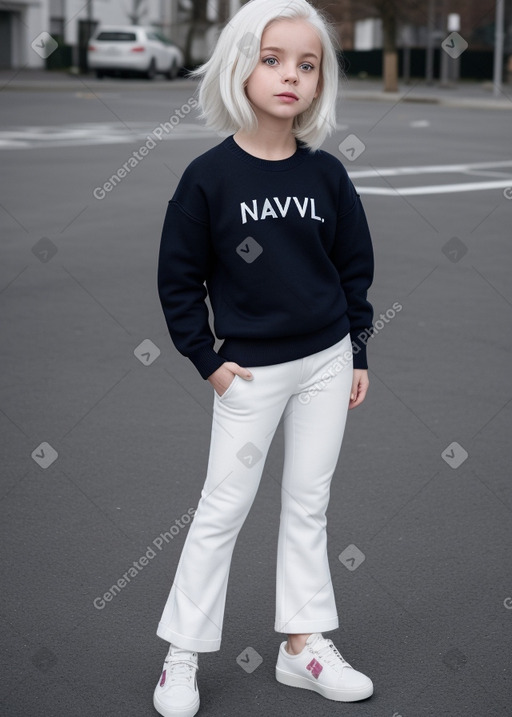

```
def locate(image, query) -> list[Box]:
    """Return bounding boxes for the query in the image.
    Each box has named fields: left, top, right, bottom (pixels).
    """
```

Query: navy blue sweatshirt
left=157, top=135, right=374, bottom=380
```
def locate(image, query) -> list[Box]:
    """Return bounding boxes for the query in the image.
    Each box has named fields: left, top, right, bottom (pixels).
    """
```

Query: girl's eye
left=262, top=57, right=314, bottom=71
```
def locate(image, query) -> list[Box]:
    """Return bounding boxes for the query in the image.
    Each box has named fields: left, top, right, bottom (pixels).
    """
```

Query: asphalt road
left=1, top=82, right=511, bottom=717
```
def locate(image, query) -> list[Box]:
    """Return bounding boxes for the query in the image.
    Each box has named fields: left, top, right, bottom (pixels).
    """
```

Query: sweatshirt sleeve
left=330, top=169, right=375, bottom=370
left=157, top=199, right=226, bottom=380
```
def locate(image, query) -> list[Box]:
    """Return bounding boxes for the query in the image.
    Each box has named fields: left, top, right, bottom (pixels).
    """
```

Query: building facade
left=1, top=0, right=50, bottom=68
left=2, top=0, right=507, bottom=72
left=2, top=0, right=244, bottom=70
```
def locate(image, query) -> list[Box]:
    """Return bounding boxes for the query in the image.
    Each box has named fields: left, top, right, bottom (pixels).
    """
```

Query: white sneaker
left=153, top=643, right=200, bottom=717
left=275, top=632, right=373, bottom=702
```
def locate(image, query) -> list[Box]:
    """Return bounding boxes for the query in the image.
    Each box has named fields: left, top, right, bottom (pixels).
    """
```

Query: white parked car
left=87, top=26, right=184, bottom=80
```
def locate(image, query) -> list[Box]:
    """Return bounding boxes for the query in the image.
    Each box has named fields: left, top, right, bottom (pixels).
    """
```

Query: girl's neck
left=233, top=128, right=297, bottom=161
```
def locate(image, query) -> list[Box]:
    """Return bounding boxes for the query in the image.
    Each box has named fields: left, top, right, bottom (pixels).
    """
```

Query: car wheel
left=145, top=59, right=156, bottom=80
left=95, top=70, right=104, bottom=79
left=166, top=61, right=178, bottom=80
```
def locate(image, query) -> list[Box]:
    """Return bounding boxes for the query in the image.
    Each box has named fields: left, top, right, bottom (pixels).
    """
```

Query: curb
left=0, top=77, right=199, bottom=92
left=341, top=91, right=512, bottom=110
left=1, top=73, right=511, bottom=110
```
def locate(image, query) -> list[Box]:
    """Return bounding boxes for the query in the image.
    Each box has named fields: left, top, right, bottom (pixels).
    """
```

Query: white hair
left=189, top=0, right=340, bottom=151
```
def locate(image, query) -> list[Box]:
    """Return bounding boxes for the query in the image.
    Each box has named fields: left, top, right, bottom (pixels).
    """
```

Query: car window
left=96, top=32, right=137, bottom=42
left=154, top=32, right=170, bottom=45
left=146, top=32, right=160, bottom=41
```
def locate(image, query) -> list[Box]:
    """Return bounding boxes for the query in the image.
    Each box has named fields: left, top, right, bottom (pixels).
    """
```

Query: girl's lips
left=276, top=93, right=299, bottom=102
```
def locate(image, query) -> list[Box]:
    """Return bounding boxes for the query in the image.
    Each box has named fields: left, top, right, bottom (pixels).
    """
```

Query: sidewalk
left=341, top=76, right=512, bottom=110
left=1, top=67, right=511, bottom=110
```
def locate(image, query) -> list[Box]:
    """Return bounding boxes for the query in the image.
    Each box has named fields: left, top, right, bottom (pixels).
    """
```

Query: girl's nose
left=281, top=64, right=298, bottom=84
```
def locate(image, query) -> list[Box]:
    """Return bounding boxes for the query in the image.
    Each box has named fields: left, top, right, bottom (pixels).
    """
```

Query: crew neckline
left=224, top=134, right=309, bottom=171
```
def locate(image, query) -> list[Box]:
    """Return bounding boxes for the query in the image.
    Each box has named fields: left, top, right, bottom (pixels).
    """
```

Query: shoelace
left=313, top=639, right=352, bottom=673
left=164, top=657, right=198, bottom=687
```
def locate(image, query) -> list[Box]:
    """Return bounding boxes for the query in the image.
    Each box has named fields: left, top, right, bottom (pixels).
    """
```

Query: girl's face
left=244, top=18, right=322, bottom=128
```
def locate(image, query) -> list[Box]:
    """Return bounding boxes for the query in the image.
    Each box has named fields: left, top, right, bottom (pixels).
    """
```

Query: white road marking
left=351, top=160, right=512, bottom=196
left=356, top=179, right=512, bottom=196
left=461, top=169, right=512, bottom=178
left=1, top=124, right=510, bottom=196
left=74, top=92, right=120, bottom=98
left=0, top=122, right=221, bottom=150
left=349, top=160, right=512, bottom=179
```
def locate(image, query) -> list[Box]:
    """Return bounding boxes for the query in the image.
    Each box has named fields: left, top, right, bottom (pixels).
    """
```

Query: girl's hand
left=208, top=362, right=253, bottom=397
left=349, top=369, right=369, bottom=409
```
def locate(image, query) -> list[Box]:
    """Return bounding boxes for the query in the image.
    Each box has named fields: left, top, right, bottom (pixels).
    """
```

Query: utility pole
left=402, top=26, right=413, bottom=85
left=425, top=0, right=435, bottom=85
left=80, top=0, right=94, bottom=73
left=439, top=4, right=449, bottom=87
left=493, top=0, right=505, bottom=97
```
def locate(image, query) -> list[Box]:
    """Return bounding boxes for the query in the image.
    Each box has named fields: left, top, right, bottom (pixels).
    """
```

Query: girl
left=154, top=1, right=375, bottom=715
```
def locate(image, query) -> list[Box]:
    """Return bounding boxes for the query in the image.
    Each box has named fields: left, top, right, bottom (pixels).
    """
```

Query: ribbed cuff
left=351, top=330, right=372, bottom=369
left=188, top=347, right=226, bottom=380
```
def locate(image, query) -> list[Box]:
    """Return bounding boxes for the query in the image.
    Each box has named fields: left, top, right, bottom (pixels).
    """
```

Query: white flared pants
left=156, top=333, right=353, bottom=652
